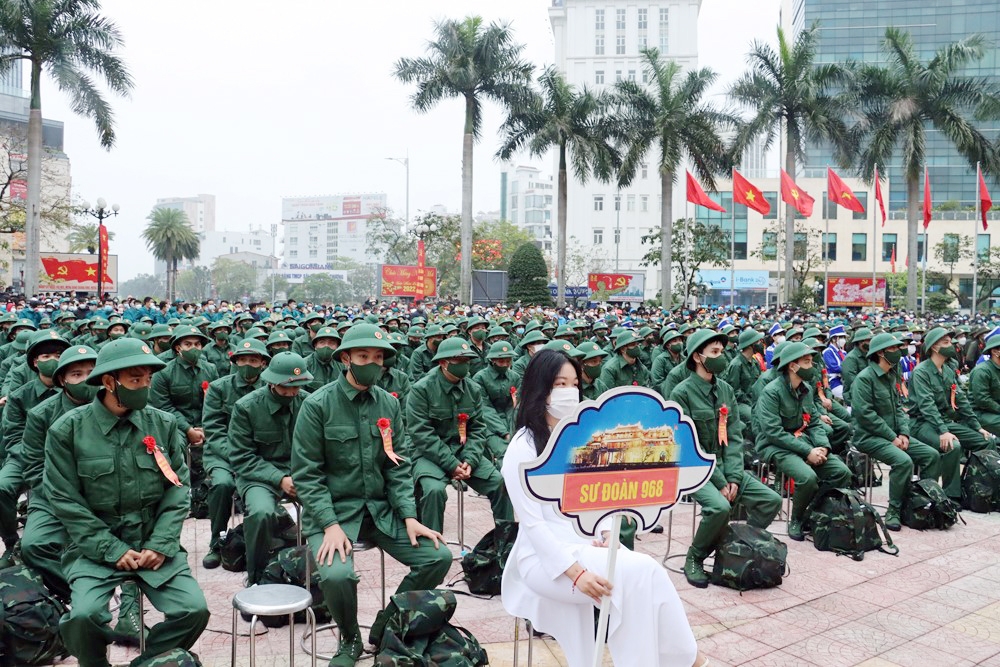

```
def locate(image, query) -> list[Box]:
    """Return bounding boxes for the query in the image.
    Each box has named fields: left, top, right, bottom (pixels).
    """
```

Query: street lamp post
left=386, top=153, right=410, bottom=231
left=614, top=193, right=621, bottom=271
left=80, top=198, right=119, bottom=299
left=414, top=221, right=438, bottom=303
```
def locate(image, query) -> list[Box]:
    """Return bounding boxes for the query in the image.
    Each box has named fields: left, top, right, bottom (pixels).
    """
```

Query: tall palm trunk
left=460, top=96, right=474, bottom=305
left=556, top=143, right=568, bottom=307
left=169, top=256, right=178, bottom=303
left=906, top=175, right=920, bottom=311
left=24, top=61, right=43, bottom=297
left=660, top=169, right=673, bottom=307
left=783, top=141, right=796, bottom=304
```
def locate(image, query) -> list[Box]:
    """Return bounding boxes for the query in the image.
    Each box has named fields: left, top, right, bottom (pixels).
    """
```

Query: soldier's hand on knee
left=979, top=428, right=993, bottom=441
left=807, top=448, right=826, bottom=466
left=137, top=549, right=165, bottom=571
left=115, top=549, right=142, bottom=571
left=280, top=476, right=296, bottom=498
left=899, top=435, right=909, bottom=450
left=939, top=432, right=956, bottom=452
left=721, top=483, right=739, bottom=502
left=404, top=517, right=443, bottom=549
left=317, top=523, right=351, bottom=565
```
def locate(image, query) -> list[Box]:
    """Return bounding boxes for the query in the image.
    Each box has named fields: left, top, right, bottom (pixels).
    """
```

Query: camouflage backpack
left=711, top=523, right=787, bottom=591
left=369, top=590, right=488, bottom=667
left=218, top=524, right=246, bottom=572
left=0, top=564, right=68, bottom=665
left=961, top=449, right=1000, bottom=513
left=846, top=447, right=882, bottom=491
left=134, top=648, right=202, bottom=666
left=903, top=479, right=964, bottom=530
left=808, top=487, right=898, bottom=561
left=460, top=520, right=517, bottom=596
left=256, top=546, right=331, bottom=627
left=189, top=478, right=210, bottom=520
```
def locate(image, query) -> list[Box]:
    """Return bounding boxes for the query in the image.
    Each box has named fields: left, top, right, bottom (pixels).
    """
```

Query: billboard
left=380, top=264, right=438, bottom=298
left=587, top=272, right=645, bottom=303
left=39, top=253, right=118, bottom=292
left=698, top=269, right=769, bottom=291
left=277, top=265, right=348, bottom=285
left=826, top=277, right=886, bottom=308
left=281, top=194, right=386, bottom=222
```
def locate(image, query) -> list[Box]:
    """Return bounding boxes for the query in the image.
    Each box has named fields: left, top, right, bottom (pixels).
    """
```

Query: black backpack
left=0, top=564, right=68, bottom=665
left=460, top=521, right=517, bottom=596
left=134, top=648, right=203, bottom=666
left=218, top=524, right=246, bottom=572
left=189, top=479, right=210, bottom=520
left=961, top=449, right=1000, bottom=513
left=903, top=479, right=964, bottom=530
left=711, top=523, right=787, bottom=591
left=807, top=487, right=898, bottom=561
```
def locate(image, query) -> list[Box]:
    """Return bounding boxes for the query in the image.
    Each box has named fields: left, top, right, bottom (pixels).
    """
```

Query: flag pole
left=921, top=165, right=928, bottom=315
left=824, top=166, right=829, bottom=309
left=730, top=167, right=736, bottom=311
left=973, top=162, right=980, bottom=318
left=872, top=165, right=878, bottom=312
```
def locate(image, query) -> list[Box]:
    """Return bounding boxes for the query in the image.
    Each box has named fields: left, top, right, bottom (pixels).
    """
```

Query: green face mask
left=446, top=361, right=470, bottom=379
left=215, top=333, right=229, bottom=344
left=114, top=382, right=149, bottom=410
left=314, top=346, right=336, bottom=363
left=794, top=365, right=819, bottom=382
left=236, top=364, right=262, bottom=381
left=471, top=329, right=488, bottom=342
left=492, top=363, right=508, bottom=377
left=669, top=343, right=684, bottom=354
left=937, top=345, right=956, bottom=359
left=309, top=322, right=322, bottom=332
left=36, top=359, right=59, bottom=378
left=349, top=362, right=382, bottom=387
left=108, top=332, right=124, bottom=340
left=701, top=354, right=729, bottom=375
left=882, top=349, right=903, bottom=365
left=270, top=387, right=294, bottom=406
left=180, top=347, right=202, bottom=364
left=623, top=346, right=638, bottom=360
left=64, top=380, right=98, bottom=403
left=583, top=363, right=603, bottom=379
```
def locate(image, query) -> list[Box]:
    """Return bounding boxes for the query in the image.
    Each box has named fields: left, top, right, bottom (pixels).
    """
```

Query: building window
left=594, top=195, right=604, bottom=212
left=628, top=69, right=636, bottom=81
left=793, top=233, right=808, bottom=260
left=762, top=232, right=777, bottom=261
left=659, top=8, right=669, bottom=51
left=640, top=195, right=648, bottom=212
left=615, top=70, right=622, bottom=82
left=642, top=69, right=649, bottom=83
left=853, top=193, right=868, bottom=220
left=918, top=233, right=926, bottom=263
left=626, top=194, right=636, bottom=212
left=882, top=233, right=897, bottom=261
left=308, top=249, right=317, bottom=259
left=762, top=191, right=778, bottom=220
left=824, top=233, right=838, bottom=261
left=595, top=35, right=604, bottom=55
left=289, top=250, right=298, bottom=258
left=614, top=228, right=621, bottom=245
left=511, top=195, right=518, bottom=209
left=595, top=9, right=604, bottom=30
left=641, top=163, right=648, bottom=179
left=852, top=233, right=867, bottom=261
left=615, top=8, right=625, bottom=30
left=978, top=233, right=990, bottom=261
left=614, top=194, right=622, bottom=211
left=595, top=70, right=604, bottom=84
left=289, top=237, right=298, bottom=244
left=594, top=229, right=604, bottom=245
left=637, top=8, right=647, bottom=30
left=616, top=35, right=625, bottom=55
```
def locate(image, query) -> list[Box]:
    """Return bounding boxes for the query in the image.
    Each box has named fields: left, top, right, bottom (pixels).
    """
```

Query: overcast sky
left=38, top=0, right=781, bottom=281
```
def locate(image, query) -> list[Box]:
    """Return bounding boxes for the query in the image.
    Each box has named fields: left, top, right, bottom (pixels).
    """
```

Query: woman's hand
left=575, top=571, right=613, bottom=604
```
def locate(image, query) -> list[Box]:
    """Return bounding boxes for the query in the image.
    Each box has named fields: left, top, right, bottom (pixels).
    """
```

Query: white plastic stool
left=231, top=584, right=317, bottom=667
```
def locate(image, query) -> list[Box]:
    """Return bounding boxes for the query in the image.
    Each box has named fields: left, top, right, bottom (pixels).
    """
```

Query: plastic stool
left=232, top=584, right=316, bottom=667
left=512, top=617, right=534, bottom=666
left=447, top=480, right=474, bottom=560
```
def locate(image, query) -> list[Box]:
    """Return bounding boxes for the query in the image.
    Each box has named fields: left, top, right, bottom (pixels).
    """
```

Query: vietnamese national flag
left=874, top=165, right=887, bottom=227
left=780, top=169, right=814, bottom=216
left=686, top=171, right=726, bottom=212
left=890, top=244, right=896, bottom=273
left=979, top=164, right=992, bottom=230
left=923, top=167, right=932, bottom=230
left=827, top=168, right=865, bottom=213
left=732, top=169, right=770, bottom=215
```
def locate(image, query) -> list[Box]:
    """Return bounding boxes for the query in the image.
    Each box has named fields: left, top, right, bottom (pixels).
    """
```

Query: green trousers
left=978, top=412, right=1000, bottom=439
left=765, top=448, right=852, bottom=521
left=21, top=502, right=70, bottom=600
left=912, top=420, right=985, bottom=498
left=206, top=467, right=236, bottom=551
left=691, top=471, right=782, bottom=554
left=854, top=437, right=942, bottom=509
left=0, top=459, right=23, bottom=546
left=416, top=462, right=513, bottom=534
left=309, top=512, right=451, bottom=638
left=60, top=568, right=209, bottom=667
left=824, top=412, right=854, bottom=455
left=243, top=485, right=284, bottom=585
left=484, top=434, right=508, bottom=465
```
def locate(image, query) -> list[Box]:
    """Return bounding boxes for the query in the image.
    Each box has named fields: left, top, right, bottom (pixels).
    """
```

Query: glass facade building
left=793, top=0, right=1000, bottom=209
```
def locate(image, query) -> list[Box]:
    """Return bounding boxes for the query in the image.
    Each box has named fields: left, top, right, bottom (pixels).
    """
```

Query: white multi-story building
left=281, top=193, right=386, bottom=266
left=196, top=227, right=274, bottom=267
left=549, top=0, right=703, bottom=298
left=154, top=194, right=216, bottom=234
left=500, top=165, right=554, bottom=252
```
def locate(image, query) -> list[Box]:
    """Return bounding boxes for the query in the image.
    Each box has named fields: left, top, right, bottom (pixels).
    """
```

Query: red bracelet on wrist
left=572, top=569, right=587, bottom=591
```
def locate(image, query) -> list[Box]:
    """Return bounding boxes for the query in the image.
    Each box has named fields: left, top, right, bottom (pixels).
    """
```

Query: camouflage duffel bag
left=256, top=546, right=330, bottom=628
left=808, top=487, right=898, bottom=561
left=134, top=648, right=202, bottom=666
left=0, top=564, right=68, bottom=665
left=370, top=589, right=488, bottom=666
left=711, top=523, right=787, bottom=591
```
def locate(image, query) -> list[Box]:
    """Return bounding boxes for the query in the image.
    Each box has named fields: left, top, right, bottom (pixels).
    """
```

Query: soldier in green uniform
left=722, top=328, right=764, bottom=428
left=145, top=323, right=173, bottom=357
left=304, top=326, right=342, bottom=392
left=840, top=327, right=872, bottom=404
left=292, top=312, right=325, bottom=358
left=651, top=330, right=683, bottom=387
left=670, top=329, right=782, bottom=587
left=661, top=349, right=695, bottom=398
left=376, top=332, right=413, bottom=407
left=472, top=341, right=520, bottom=463
left=292, top=324, right=450, bottom=667
left=851, top=333, right=947, bottom=531
left=598, top=329, right=650, bottom=389
left=407, top=337, right=514, bottom=534
left=576, top=341, right=609, bottom=400
left=407, top=324, right=445, bottom=381
left=265, top=329, right=293, bottom=356
left=465, top=316, right=490, bottom=376
left=969, top=335, right=1000, bottom=438
left=909, top=327, right=993, bottom=501
left=44, top=338, right=209, bottom=667
left=203, top=321, right=236, bottom=377
left=0, top=329, right=31, bottom=393
left=803, top=338, right=854, bottom=455
left=753, top=341, right=852, bottom=541
left=229, top=352, right=313, bottom=584
left=511, top=329, right=548, bottom=377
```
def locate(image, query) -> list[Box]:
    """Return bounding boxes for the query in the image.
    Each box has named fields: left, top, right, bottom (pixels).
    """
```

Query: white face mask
left=528, top=343, right=544, bottom=355
left=835, top=338, right=845, bottom=349
left=773, top=335, right=786, bottom=345
left=547, top=386, right=580, bottom=421
left=958, top=336, right=968, bottom=346
left=907, top=344, right=916, bottom=356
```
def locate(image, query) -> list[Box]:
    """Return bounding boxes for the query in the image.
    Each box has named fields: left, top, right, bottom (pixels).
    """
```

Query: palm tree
left=613, top=48, right=734, bottom=306
left=728, top=24, right=853, bottom=303
left=497, top=67, right=618, bottom=307
left=852, top=28, right=1000, bottom=311
left=66, top=223, right=114, bottom=254
left=142, top=207, right=199, bottom=303
left=394, top=16, right=533, bottom=305
left=0, top=0, right=133, bottom=296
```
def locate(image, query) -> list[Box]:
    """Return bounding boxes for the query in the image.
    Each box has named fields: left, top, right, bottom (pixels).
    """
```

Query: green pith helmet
left=337, top=323, right=395, bottom=358
left=431, top=337, right=478, bottom=362
left=737, top=329, right=765, bottom=350
left=260, top=351, right=313, bottom=387
left=144, top=323, right=172, bottom=340
left=86, top=338, right=167, bottom=385
left=231, top=338, right=271, bottom=361
left=170, top=325, right=210, bottom=348
left=208, top=320, right=232, bottom=333
left=11, top=318, right=37, bottom=334
left=486, top=341, right=517, bottom=360
left=245, top=327, right=268, bottom=341
left=311, top=326, right=341, bottom=346
left=9, top=330, right=32, bottom=353
left=544, top=339, right=584, bottom=359
left=802, top=337, right=825, bottom=351
left=851, top=328, right=874, bottom=343
left=27, top=329, right=71, bottom=371
left=613, top=329, right=642, bottom=351
left=518, top=330, right=548, bottom=348
left=684, top=329, right=728, bottom=364
left=775, top=342, right=813, bottom=370
left=266, top=330, right=293, bottom=348
left=867, top=333, right=904, bottom=359
left=487, top=326, right=508, bottom=339
left=54, top=345, right=98, bottom=387
left=422, top=324, right=444, bottom=339
left=984, top=335, right=1000, bottom=354
left=923, top=327, right=949, bottom=353
left=576, top=341, right=608, bottom=360
left=129, top=322, right=153, bottom=339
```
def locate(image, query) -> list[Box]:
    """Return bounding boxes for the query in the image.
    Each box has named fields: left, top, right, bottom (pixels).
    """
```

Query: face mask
left=36, top=359, right=58, bottom=378
left=349, top=361, right=382, bottom=387
left=446, top=361, right=470, bottom=379
left=64, top=380, right=98, bottom=402
left=937, top=345, right=956, bottom=359
left=528, top=343, right=543, bottom=355
left=181, top=347, right=202, bottom=364
left=547, top=386, right=580, bottom=420
left=701, top=354, right=728, bottom=375
left=237, top=364, right=262, bottom=381
left=583, top=363, right=602, bottom=379
left=109, top=332, right=124, bottom=340
left=270, top=388, right=294, bottom=406
left=310, top=322, right=322, bottom=332
left=668, top=343, right=684, bottom=354
left=957, top=336, right=967, bottom=346
left=215, top=333, right=229, bottom=343
left=882, top=350, right=903, bottom=365
left=623, top=346, right=638, bottom=360
left=493, top=364, right=508, bottom=377
left=912, top=334, right=922, bottom=342
left=114, top=382, right=149, bottom=410
left=471, top=329, right=488, bottom=342
left=314, top=346, right=336, bottom=363
left=774, top=335, right=786, bottom=345
left=907, top=344, right=916, bottom=356
left=515, top=327, right=525, bottom=335
left=835, top=338, right=845, bottom=349
left=794, top=365, right=819, bottom=382
left=753, top=343, right=765, bottom=354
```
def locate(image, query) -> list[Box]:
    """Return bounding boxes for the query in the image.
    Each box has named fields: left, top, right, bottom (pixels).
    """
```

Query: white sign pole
left=591, top=514, right=622, bottom=667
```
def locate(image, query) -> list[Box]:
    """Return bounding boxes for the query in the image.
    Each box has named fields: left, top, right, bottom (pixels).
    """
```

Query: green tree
left=852, top=28, right=1000, bottom=311
left=365, top=208, right=414, bottom=265
left=497, top=66, right=617, bottom=306
left=175, top=265, right=212, bottom=302
left=729, top=23, right=853, bottom=303
left=506, top=242, right=552, bottom=306
left=931, top=234, right=973, bottom=307
left=472, top=218, right=535, bottom=271
left=66, top=223, right=115, bottom=254
left=366, top=210, right=462, bottom=298
left=289, top=273, right=350, bottom=303
left=640, top=217, right=731, bottom=306
left=753, top=221, right=824, bottom=305
left=395, top=16, right=533, bottom=305
left=211, top=258, right=258, bottom=302
left=0, top=0, right=134, bottom=295
left=141, top=207, right=199, bottom=303
left=118, top=273, right=162, bottom=299
left=613, top=48, right=734, bottom=307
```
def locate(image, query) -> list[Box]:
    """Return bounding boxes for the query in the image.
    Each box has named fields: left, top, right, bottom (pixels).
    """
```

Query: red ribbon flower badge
left=457, top=413, right=469, bottom=445
left=201, top=380, right=209, bottom=395
left=950, top=384, right=958, bottom=411
left=376, top=418, right=404, bottom=465
left=509, top=386, right=517, bottom=408
left=793, top=413, right=811, bottom=438
left=391, top=392, right=399, bottom=399
left=816, top=381, right=828, bottom=402
left=143, top=436, right=181, bottom=487
left=821, top=367, right=830, bottom=389
left=718, top=405, right=729, bottom=446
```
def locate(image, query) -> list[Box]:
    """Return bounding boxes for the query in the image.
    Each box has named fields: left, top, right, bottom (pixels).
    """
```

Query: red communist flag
left=732, top=169, right=770, bottom=215
left=979, top=164, right=992, bottom=230
left=923, top=167, right=932, bottom=230
left=686, top=171, right=726, bottom=212
left=780, top=169, right=814, bottom=216
left=827, top=168, right=865, bottom=213
left=874, top=166, right=887, bottom=227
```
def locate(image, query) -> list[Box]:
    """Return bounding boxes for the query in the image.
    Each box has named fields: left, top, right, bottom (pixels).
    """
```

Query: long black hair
left=516, top=349, right=582, bottom=456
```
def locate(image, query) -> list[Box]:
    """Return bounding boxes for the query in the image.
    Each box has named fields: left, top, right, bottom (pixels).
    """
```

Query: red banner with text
left=381, top=264, right=437, bottom=298
left=826, top=277, right=886, bottom=308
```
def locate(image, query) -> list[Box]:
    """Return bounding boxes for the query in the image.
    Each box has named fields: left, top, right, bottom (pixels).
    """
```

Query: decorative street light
left=80, top=198, right=119, bottom=298
left=385, top=154, right=410, bottom=231
left=414, top=221, right=439, bottom=241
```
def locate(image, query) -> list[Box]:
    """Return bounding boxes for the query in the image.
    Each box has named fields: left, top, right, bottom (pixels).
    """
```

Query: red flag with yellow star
left=732, top=169, right=770, bottom=215
left=780, top=169, right=814, bottom=216
left=827, top=168, right=865, bottom=213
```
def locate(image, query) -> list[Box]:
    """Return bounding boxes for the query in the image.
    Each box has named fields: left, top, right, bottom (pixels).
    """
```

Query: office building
left=501, top=165, right=554, bottom=252
left=154, top=194, right=216, bottom=234
left=281, top=193, right=386, bottom=267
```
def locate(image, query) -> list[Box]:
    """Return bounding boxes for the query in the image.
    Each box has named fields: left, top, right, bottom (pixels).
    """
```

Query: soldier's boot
left=883, top=506, right=901, bottom=532
left=683, top=546, right=710, bottom=589
left=0, top=534, right=18, bottom=569
left=112, top=582, right=146, bottom=644
left=202, top=548, right=222, bottom=569
left=330, top=623, right=364, bottom=667
left=787, top=518, right=805, bottom=542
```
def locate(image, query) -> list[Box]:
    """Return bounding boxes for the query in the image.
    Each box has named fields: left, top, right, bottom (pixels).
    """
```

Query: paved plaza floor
left=45, top=481, right=1000, bottom=666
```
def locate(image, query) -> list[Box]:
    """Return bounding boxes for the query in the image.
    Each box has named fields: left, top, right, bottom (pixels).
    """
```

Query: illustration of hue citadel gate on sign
left=570, top=423, right=680, bottom=470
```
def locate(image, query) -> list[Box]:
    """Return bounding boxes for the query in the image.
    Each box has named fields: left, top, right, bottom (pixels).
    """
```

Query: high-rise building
left=281, top=193, right=386, bottom=267
left=549, top=0, right=703, bottom=296
left=791, top=0, right=1000, bottom=208
left=154, top=194, right=216, bottom=234
left=501, top=165, right=554, bottom=253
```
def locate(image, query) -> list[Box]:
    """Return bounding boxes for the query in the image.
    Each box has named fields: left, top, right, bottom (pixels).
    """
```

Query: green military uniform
left=304, top=326, right=342, bottom=392
left=753, top=342, right=852, bottom=539
left=465, top=317, right=490, bottom=377
left=202, top=322, right=236, bottom=377
left=292, top=325, right=451, bottom=666
left=407, top=324, right=445, bottom=381
left=722, top=329, right=764, bottom=429
left=44, top=338, right=209, bottom=667
left=840, top=328, right=872, bottom=404
left=292, top=314, right=325, bottom=359
left=969, top=336, right=1000, bottom=437
left=407, top=338, right=514, bottom=534
left=651, top=332, right=684, bottom=387
left=0, top=330, right=30, bottom=391
left=671, top=329, right=782, bottom=587
left=376, top=333, right=413, bottom=409
left=577, top=342, right=610, bottom=401
left=598, top=330, right=650, bottom=389
left=511, top=329, right=547, bottom=378
left=471, top=342, right=520, bottom=463
left=660, top=360, right=693, bottom=398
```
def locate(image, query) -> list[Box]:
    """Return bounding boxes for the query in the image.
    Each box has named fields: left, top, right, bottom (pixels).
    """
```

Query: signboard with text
left=826, top=277, right=886, bottom=308
left=39, top=253, right=118, bottom=292
left=587, top=272, right=645, bottom=303
left=698, top=269, right=769, bottom=291
left=380, top=264, right=438, bottom=298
